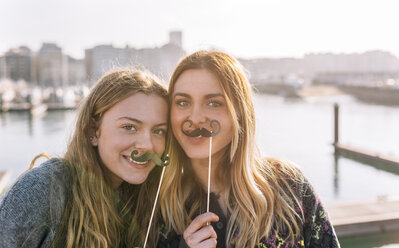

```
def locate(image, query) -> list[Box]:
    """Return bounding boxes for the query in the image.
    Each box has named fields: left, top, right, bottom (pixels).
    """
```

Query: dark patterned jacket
left=158, top=165, right=340, bottom=248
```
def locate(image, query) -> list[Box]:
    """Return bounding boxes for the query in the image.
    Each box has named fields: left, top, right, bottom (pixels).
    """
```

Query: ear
left=88, top=119, right=100, bottom=147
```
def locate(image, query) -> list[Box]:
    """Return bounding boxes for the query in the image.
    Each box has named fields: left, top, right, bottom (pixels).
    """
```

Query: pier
left=331, top=103, right=399, bottom=239
left=1, top=103, right=76, bottom=117
left=333, top=103, right=399, bottom=169
left=328, top=198, right=399, bottom=238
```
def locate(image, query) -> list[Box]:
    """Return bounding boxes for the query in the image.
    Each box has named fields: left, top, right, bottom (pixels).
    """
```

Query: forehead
left=105, top=92, right=168, bottom=121
left=173, top=69, right=223, bottom=95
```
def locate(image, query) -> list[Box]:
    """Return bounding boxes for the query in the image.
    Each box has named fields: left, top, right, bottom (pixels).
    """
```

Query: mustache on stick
left=130, top=150, right=170, bottom=167
left=181, top=119, right=221, bottom=137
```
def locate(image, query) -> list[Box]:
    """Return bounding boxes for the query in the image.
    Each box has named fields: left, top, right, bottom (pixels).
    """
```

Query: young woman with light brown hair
left=158, top=51, right=340, bottom=247
left=0, top=69, right=168, bottom=247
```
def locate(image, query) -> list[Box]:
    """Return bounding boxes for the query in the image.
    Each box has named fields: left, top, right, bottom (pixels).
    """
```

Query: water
left=339, top=232, right=399, bottom=248
left=1, top=94, right=399, bottom=246
left=1, top=94, right=399, bottom=202
left=0, top=110, right=76, bottom=181
left=254, top=94, right=399, bottom=204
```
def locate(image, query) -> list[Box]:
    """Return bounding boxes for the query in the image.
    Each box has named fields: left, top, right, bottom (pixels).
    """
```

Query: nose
left=188, top=103, right=207, bottom=125
left=134, top=130, right=154, bottom=152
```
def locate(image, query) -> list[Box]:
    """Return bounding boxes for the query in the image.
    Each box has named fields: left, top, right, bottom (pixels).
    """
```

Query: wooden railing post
left=334, top=103, right=339, bottom=146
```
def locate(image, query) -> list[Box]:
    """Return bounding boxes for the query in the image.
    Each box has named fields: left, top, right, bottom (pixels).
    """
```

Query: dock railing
left=330, top=103, right=399, bottom=238
left=333, top=103, right=399, bottom=169
left=327, top=197, right=399, bottom=237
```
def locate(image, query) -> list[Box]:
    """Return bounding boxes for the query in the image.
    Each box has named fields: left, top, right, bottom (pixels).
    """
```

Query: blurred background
left=1, top=0, right=399, bottom=246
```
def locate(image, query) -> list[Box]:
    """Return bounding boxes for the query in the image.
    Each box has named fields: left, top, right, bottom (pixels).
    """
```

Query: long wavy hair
left=159, top=51, right=304, bottom=247
left=52, top=69, right=168, bottom=247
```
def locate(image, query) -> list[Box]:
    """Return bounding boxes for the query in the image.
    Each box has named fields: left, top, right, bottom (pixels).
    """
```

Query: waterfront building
left=239, top=57, right=304, bottom=84
left=36, top=43, right=68, bottom=87
left=132, top=41, right=184, bottom=80
left=304, top=50, right=399, bottom=75
left=84, top=31, right=184, bottom=82
left=169, top=31, right=183, bottom=48
left=84, top=44, right=129, bottom=82
left=67, top=56, right=86, bottom=85
left=0, top=54, right=6, bottom=79
left=240, top=50, right=399, bottom=86
left=4, top=46, right=34, bottom=83
left=307, top=51, right=399, bottom=86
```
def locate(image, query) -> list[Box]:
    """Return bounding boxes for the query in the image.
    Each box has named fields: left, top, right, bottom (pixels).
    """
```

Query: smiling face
left=171, top=69, right=234, bottom=163
left=91, top=92, right=168, bottom=188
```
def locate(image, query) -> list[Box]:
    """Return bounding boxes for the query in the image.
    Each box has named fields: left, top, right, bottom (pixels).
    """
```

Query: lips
left=128, top=154, right=148, bottom=165
left=186, top=136, right=207, bottom=145
left=123, top=155, right=149, bottom=169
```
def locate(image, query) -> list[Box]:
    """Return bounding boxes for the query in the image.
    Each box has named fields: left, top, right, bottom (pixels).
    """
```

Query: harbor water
left=1, top=93, right=399, bottom=247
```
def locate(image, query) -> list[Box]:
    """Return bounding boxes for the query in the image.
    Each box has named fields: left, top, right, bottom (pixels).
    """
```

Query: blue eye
left=208, top=101, right=222, bottom=107
left=153, top=129, right=166, bottom=136
left=176, top=100, right=189, bottom=107
left=123, top=125, right=137, bottom=132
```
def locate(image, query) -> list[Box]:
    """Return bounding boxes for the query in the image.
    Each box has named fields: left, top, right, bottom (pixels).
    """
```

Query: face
left=171, top=69, right=234, bottom=162
left=91, top=92, right=168, bottom=188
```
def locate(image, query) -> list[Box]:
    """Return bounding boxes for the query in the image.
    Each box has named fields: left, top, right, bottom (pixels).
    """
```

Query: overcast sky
left=1, top=0, right=398, bottom=59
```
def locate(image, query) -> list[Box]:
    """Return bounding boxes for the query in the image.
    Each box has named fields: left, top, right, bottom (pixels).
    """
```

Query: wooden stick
left=143, top=166, right=166, bottom=247
left=207, top=136, right=212, bottom=213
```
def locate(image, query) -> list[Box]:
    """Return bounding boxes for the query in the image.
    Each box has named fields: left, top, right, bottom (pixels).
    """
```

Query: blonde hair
left=160, top=51, right=304, bottom=247
left=52, top=69, right=167, bottom=247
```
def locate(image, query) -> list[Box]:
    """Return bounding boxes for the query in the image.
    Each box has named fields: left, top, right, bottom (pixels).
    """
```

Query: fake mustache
left=130, top=150, right=170, bottom=167
left=181, top=119, right=221, bottom=137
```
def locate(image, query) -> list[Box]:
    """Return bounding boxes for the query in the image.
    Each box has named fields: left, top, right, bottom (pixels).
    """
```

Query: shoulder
left=261, top=159, right=339, bottom=245
left=262, top=158, right=305, bottom=183
left=261, top=158, right=315, bottom=199
left=0, top=158, right=71, bottom=246
left=0, top=158, right=70, bottom=219
left=5, top=157, right=69, bottom=196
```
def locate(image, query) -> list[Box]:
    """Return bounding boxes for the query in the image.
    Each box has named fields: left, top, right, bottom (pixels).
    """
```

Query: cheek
left=220, top=118, right=234, bottom=142
left=99, top=131, right=129, bottom=150
left=225, top=126, right=234, bottom=143
left=154, top=137, right=166, bottom=154
left=170, top=110, right=183, bottom=135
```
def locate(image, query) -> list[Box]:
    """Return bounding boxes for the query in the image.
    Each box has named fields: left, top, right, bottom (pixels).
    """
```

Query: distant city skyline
left=0, top=32, right=185, bottom=85
left=1, top=0, right=399, bottom=59
left=2, top=41, right=398, bottom=61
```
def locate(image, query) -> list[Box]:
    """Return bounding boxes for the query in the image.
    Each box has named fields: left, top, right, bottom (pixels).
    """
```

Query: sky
left=1, top=0, right=399, bottom=59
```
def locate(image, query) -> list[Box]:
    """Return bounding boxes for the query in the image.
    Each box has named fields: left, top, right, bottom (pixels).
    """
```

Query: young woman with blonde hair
left=0, top=69, right=168, bottom=247
left=158, top=51, right=340, bottom=247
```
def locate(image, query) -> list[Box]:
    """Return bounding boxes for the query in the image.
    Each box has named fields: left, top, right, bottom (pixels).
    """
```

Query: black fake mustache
left=181, top=119, right=221, bottom=137
left=130, top=150, right=170, bottom=167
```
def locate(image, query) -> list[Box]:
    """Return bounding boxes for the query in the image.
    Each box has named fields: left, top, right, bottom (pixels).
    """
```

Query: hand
left=183, top=212, right=219, bottom=248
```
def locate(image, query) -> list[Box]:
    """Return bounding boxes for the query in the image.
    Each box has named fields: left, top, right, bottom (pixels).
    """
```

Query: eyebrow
left=117, top=117, right=142, bottom=123
left=117, top=117, right=167, bottom=127
left=173, top=93, right=190, bottom=98
left=205, top=93, right=224, bottom=99
left=153, top=123, right=167, bottom=128
left=173, top=92, right=224, bottom=99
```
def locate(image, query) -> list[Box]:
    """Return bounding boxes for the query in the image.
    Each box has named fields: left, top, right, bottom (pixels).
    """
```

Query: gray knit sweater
left=0, top=158, right=69, bottom=248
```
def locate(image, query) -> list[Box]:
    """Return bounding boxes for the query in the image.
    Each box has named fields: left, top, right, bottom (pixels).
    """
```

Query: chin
left=124, top=175, right=148, bottom=185
left=184, top=151, right=210, bottom=160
